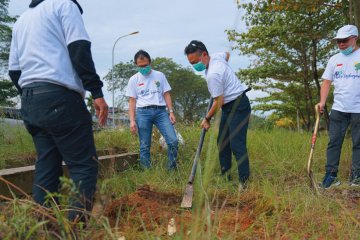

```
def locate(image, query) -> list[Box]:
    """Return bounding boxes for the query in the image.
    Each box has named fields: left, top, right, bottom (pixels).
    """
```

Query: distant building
left=92, top=109, right=130, bottom=128
left=108, top=107, right=120, bottom=114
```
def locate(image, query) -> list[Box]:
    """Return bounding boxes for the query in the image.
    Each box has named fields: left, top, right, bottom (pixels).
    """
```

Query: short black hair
left=134, top=50, right=151, bottom=64
left=184, top=40, right=208, bottom=55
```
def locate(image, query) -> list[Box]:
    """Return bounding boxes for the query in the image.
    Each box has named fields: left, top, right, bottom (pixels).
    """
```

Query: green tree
left=103, top=61, right=138, bottom=109
left=349, top=0, right=360, bottom=27
left=165, top=68, right=209, bottom=122
left=0, top=0, right=16, bottom=72
left=0, top=79, right=17, bottom=106
left=0, top=0, right=17, bottom=106
left=263, top=0, right=357, bottom=30
left=228, top=0, right=346, bottom=130
left=151, top=58, right=209, bottom=122
left=86, top=95, right=95, bottom=115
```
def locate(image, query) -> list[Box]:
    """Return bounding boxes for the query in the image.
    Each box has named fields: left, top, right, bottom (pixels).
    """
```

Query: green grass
left=0, top=123, right=34, bottom=169
left=0, top=124, right=137, bottom=169
left=0, top=124, right=359, bottom=239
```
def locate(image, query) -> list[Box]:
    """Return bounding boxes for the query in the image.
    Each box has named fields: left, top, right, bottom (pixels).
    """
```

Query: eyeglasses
left=336, top=37, right=354, bottom=44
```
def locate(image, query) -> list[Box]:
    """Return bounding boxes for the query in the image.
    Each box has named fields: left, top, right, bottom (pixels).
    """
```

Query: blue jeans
left=326, top=110, right=360, bottom=176
left=218, top=94, right=251, bottom=183
left=136, top=108, right=178, bottom=169
left=21, top=83, right=98, bottom=221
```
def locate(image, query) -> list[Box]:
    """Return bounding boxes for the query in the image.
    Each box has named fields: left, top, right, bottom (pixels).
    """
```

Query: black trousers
left=217, top=94, right=251, bottom=183
left=21, top=82, right=98, bottom=221
left=326, top=109, right=360, bottom=177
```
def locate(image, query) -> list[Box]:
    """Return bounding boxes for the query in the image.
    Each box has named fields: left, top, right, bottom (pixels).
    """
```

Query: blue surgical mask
left=340, top=46, right=354, bottom=56
left=193, top=61, right=206, bottom=72
left=138, top=65, right=151, bottom=75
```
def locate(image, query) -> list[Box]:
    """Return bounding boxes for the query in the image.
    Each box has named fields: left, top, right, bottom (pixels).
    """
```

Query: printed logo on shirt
left=355, top=62, right=360, bottom=71
left=140, top=89, right=149, bottom=95
left=138, top=83, right=161, bottom=97
left=336, top=64, right=343, bottom=67
left=138, top=83, right=144, bottom=87
left=334, top=70, right=344, bottom=79
left=154, top=80, right=160, bottom=88
left=334, top=68, right=360, bottom=80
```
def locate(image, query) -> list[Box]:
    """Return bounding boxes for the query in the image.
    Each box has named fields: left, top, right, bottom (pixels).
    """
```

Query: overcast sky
left=8, top=0, right=264, bottom=106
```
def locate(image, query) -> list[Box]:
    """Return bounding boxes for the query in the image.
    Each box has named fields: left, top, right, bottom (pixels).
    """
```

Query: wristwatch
left=169, top=108, right=174, bottom=113
left=205, top=116, right=211, bottom=122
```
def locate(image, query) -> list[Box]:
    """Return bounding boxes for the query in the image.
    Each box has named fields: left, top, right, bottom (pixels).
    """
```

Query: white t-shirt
left=205, top=52, right=247, bottom=104
left=125, top=70, right=171, bottom=108
left=322, top=49, right=360, bottom=113
left=8, top=0, right=90, bottom=97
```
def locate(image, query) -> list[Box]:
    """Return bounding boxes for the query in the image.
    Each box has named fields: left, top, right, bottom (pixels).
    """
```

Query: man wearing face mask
left=8, top=0, right=108, bottom=222
left=125, top=50, right=178, bottom=170
left=184, top=40, right=251, bottom=187
left=319, top=25, right=360, bottom=189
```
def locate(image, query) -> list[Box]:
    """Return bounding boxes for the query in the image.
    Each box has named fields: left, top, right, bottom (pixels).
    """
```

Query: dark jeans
left=326, top=109, right=360, bottom=176
left=21, top=82, right=98, bottom=221
left=218, top=94, right=251, bottom=183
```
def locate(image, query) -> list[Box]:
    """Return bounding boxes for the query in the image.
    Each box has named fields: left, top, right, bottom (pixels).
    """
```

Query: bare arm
left=164, top=91, right=176, bottom=124
left=225, top=52, right=230, bottom=62
left=94, top=98, right=108, bottom=126
left=201, top=95, right=224, bottom=130
left=129, top=97, right=137, bottom=134
left=319, top=80, right=332, bottom=113
left=206, top=95, right=224, bottom=119
left=163, top=91, right=174, bottom=110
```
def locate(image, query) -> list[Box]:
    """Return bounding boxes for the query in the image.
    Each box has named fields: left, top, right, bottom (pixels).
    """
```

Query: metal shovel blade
left=180, top=183, right=193, bottom=208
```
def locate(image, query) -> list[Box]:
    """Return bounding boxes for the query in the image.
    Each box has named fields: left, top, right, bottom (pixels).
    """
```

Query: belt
left=222, top=87, right=251, bottom=109
left=22, top=82, right=67, bottom=95
left=138, top=105, right=166, bottom=109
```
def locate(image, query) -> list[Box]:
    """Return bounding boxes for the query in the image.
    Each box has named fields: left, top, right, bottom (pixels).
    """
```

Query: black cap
left=184, top=40, right=208, bottom=55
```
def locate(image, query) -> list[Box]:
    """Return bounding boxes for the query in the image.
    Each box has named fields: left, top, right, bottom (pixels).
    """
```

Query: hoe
left=181, top=98, right=213, bottom=208
left=307, top=104, right=321, bottom=195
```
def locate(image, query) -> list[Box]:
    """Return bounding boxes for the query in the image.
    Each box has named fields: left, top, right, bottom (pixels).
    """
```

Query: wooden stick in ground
left=307, top=104, right=321, bottom=195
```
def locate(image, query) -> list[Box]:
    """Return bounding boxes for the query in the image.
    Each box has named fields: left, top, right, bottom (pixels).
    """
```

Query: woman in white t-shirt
left=125, top=50, right=178, bottom=169
left=319, top=25, right=360, bottom=189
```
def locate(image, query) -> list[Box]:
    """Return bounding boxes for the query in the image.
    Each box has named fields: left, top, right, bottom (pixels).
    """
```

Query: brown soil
left=330, top=188, right=360, bottom=209
left=102, top=185, right=255, bottom=238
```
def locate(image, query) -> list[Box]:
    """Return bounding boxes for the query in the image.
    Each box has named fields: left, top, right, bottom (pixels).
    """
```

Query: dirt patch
left=338, top=189, right=360, bottom=209
left=103, top=185, right=255, bottom=237
left=325, top=188, right=360, bottom=205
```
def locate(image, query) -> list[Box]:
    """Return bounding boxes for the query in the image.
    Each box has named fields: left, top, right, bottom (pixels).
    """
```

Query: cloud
left=8, top=0, right=258, bottom=105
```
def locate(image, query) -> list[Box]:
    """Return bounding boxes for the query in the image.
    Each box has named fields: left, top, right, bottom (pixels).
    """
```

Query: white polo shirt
left=205, top=52, right=247, bottom=104
left=322, top=49, right=360, bottom=113
left=125, top=70, right=172, bottom=108
left=8, top=0, right=90, bottom=97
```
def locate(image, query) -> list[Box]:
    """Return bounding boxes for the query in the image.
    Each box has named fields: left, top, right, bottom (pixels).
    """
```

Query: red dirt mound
left=103, top=185, right=255, bottom=237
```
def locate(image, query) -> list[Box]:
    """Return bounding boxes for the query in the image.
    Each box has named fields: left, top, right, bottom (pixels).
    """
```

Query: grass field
left=0, top=123, right=359, bottom=239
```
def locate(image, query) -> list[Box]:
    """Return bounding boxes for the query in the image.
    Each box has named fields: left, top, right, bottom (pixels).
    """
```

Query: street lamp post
left=111, top=31, right=139, bottom=128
